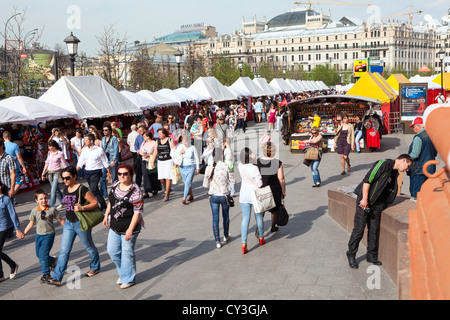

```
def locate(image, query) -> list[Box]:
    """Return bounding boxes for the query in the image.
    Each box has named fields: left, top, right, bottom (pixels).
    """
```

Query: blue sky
left=0, top=0, right=447, bottom=56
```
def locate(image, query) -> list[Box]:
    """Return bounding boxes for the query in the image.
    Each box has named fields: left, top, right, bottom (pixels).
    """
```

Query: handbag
left=226, top=195, right=235, bottom=207
left=276, top=200, right=289, bottom=226
left=241, top=165, right=276, bottom=213
left=252, top=186, right=276, bottom=213
left=304, top=146, right=319, bottom=161
left=74, top=186, right=104, bottom=231
left=172, top=165, right=182, bottom=185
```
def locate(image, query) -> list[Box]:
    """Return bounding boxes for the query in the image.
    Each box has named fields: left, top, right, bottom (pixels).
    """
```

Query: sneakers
left=216, top=242, right=222, bottom=249
left=223, top=235, right=231, bottom=242
left=56, top=204, right=64, bottom=211
left=86, top=270, right=100, bottom=277
left=10, top=264, right=19, bottom=279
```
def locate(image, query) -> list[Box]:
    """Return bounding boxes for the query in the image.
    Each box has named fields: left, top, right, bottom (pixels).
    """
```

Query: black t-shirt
left=62, top=184, right=89, bottom=222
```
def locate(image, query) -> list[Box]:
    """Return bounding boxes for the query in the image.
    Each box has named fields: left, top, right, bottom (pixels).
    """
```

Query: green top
left=29, top=207, right=61, bottom=235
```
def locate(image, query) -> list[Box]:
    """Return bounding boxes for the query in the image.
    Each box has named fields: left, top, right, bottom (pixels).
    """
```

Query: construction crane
left=294, top=1, right=374, bottom=10
left=381, top=6, right=423, bottom=24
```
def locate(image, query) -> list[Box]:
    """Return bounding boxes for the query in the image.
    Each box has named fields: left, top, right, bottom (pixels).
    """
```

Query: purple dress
left=336, top=129, right=351, bottom=156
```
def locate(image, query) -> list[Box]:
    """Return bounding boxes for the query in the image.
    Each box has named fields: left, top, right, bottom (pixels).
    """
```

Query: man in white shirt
left=76, top=133, right=112, bottom=210
left=127, top=124, right=139, bottom=175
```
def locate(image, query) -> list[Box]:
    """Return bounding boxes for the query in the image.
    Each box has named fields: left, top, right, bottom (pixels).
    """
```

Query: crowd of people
left=0, top=90, right=439, bottom=288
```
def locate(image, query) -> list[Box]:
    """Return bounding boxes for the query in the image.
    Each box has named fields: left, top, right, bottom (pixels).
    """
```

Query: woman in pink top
left=41, top=140, right=69, bottom=208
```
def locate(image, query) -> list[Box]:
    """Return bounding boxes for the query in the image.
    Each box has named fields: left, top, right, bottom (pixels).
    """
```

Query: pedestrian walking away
left=346, top=154, right=413, bottom=269
left=22, top=189, right=65, bottom=282
left=151, top=128, right=176, bottom=201
left=203, top=147, right=235, bottom=249
left=104, top=163, right=144, bottom=289
left=238, top=147, right=265, bottom=254
left=48, top=166, right=101, bottom=286
left=140, top=130, right=161, bottom=197
left=257, top=142, right=286, bottom=233
left=0, top=181, right=23, bottom=282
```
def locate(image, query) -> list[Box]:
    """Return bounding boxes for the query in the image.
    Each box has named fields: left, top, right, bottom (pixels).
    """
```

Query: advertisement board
left=353, top=60, right=368, bottom=77
left=399, top=83, right=428, bottom=120
left=20, top=51, right=57, bottom=81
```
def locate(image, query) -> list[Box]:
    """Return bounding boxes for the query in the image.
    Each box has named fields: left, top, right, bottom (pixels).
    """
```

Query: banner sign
left=400, top=83, right=428, bottom=119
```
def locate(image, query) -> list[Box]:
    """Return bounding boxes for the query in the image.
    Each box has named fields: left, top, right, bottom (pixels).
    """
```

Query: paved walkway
left=0, top=122, right=429, bottom=301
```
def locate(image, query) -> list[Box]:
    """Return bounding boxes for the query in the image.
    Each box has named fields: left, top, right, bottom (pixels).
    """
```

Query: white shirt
left=77, top=145, right=109, bottom=171
left=70, top=136, right=84, bottom=153
left=238, top=163, right=263, bottom=204
left=127, top=130, right=139, bottom=153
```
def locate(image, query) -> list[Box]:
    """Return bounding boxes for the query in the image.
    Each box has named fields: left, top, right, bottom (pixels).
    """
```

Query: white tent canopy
left=253, top=78, right=280, bottom=96
left=0, top=104, right=35, bottom=125
left=0, top=96, right=78, bottom=123
left=226, top=85, right=251, bottom=98
left=174, top=87, right=210, bottom=101
left=269, top=78, right=292, bottom=93
left=155, top=88, right=189, bottom=104
left=231, top=77, right=266, bottom=97
left=136, top=90, right=180, bottom=107
left=286, top=79, right=303, bottom=92
left=39, top=76, right=142, bottom=119
left=189, top=77, right=237, bottom=102
left=120, top=90, right=160, bottom=110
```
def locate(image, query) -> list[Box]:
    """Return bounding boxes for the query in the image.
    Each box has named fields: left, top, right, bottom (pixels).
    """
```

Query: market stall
left=287, top=95, right=382, bottom=154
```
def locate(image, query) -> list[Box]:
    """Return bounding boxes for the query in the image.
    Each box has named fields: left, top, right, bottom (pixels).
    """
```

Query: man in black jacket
left=346, top=154, right=413, bottom=269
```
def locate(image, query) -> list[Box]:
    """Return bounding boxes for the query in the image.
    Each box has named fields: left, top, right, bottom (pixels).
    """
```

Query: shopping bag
left=252, top=186, right=276, bottom=213
left=304, top=146, right=319, bottom=161
left=172, top=166, right=182, bottom=185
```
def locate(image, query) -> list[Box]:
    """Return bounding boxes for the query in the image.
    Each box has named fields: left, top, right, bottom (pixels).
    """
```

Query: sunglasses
left=62, top=176, right=73, bottom=181
left=41, top=210, right=46, bottom=220
left=118, top=172, right=130, bottom=177
left=103, top=129, right=109, bottom=132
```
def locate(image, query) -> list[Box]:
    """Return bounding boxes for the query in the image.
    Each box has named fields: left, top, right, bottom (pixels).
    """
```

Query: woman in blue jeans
left=41, top=140, right=68, bottom=209
left=174, top=131, right=200, bottom=204
left=104, top=163, right=143, bottom=289
left=305, top=127, right=323, bottom=187
left=238, top=148, right=265, bottom=254
left=203, top=147, right=235, bottom=249
left=48, top=166, right=100, bottom=286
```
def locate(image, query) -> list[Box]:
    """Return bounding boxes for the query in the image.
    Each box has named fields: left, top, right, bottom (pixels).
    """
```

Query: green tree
left=209, top=54, right=240, bottom=86
left=309, top=64, right=340, bottom=86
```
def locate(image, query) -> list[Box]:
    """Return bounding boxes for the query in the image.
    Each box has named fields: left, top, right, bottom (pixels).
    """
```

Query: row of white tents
left=0, top=75, right=328, bottom=125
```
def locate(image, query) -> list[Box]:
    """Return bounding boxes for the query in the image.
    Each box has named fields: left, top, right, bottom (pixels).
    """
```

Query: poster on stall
left=399, top=83, right=428, bottom=121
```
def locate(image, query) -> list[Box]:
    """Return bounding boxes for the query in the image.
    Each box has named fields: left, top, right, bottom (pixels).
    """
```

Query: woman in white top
left=238, top=147, right=264, bottom=254
left=173, top=130, right=200, bottom=204
left=203, top=147, right=235, bottom=249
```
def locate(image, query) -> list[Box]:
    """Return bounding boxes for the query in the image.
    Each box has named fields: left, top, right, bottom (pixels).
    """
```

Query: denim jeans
left=240, top=203, right=264, bottom=244
left=48, top=172, right=63, bottom=207
left=409, top=174, right=427, bottom=199
left=209, top=195, right=230, bottom=243
left=73, top=152, right=85, bottom=179
left=355, top=130, right=363, bottom=152
left=179, top=164, right=195, bottom=199
left=51, top=220, right=100, bottom=281
left=310, top=159, right=321, bottom=184
left=101, top=162, right=117, bottom=197
left=35, top=233, right=56, bottom=275
left=107, top=229, right=138, bottom=285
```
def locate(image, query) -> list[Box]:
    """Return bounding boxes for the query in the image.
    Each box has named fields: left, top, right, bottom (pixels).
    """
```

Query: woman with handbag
left=238, top=148, right=265, bottom=254
left=48, top=166, right=100, bottom=286
left=334, top=113, right=355, bottom=175
left=150, top=128, right=176, bottom=202
left=41, top=140, right=68, bottom=210
left=140, top=131, right=161, bottom=198
left=173, top=130, right=200, bottom=205
left=305, top=127, right=323, bottom=187
left=257, top=142, right=286, bottom=232
left=104, top=163, right=144, bottom=289
left=203, top=147, right=235, bottom=249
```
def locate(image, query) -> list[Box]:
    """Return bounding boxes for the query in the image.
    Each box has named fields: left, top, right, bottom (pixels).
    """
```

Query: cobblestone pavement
left=1, top=122, right=433, bottom=302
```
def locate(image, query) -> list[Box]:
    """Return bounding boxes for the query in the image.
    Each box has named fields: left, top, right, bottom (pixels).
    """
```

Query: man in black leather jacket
left=346, top=154, right=413, bottom=269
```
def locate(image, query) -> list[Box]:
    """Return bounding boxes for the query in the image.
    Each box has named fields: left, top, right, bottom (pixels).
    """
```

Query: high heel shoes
left=242, top=243, right=248, bottom=254
left=259, top=237, right=266, bottom=246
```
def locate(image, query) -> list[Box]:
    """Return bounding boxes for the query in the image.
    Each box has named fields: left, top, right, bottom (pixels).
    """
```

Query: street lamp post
left=64, top=32, right=80, bottom=76
left=439, top=48, right=445, bottom=98
left=238, top=59, right=243, bottom=77
left=283, top=67, right=286, bottom=80
left=174, top=50, right=183, bottom=88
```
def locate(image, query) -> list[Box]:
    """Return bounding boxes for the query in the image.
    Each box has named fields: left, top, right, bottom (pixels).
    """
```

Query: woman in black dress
left=256, top=142, right=286, bottom=232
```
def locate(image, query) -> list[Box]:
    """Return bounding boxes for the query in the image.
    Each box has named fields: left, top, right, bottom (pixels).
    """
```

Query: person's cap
left=312, top=110, right=318, bottom=115
left=409, top=117, right=423, bottom=127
